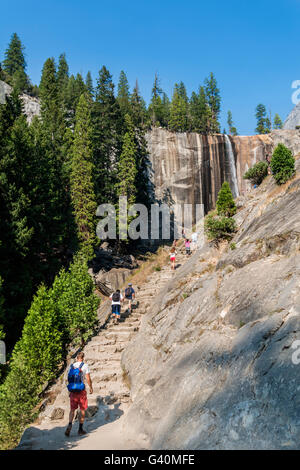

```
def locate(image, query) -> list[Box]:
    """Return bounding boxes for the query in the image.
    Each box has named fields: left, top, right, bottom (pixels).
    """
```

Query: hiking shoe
left=65, top=424, right=72, bottom=437
left=78, top=428, right=87, bottom=436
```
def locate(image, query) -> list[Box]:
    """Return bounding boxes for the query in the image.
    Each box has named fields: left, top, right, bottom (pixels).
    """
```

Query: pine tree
left=85, top=71, right=94, bottom=99
left=204, top=73, right=221, bottom=133
left=169, top=85, right=188, bottom=132
left=227, top=110, right=238, bottom=135
left=3, top=33, right=26, bottom=77
left=255, top=104, right=270, bottom=134
left=57, top=53, right=69, bottom=103
left=117, top=114, right=137, bottom=204
left=216, top=182, right=237, bottom=217
left=148, top=73, right=165, bottom=127
left=190, top=87, right=211, bottom=134
left=70, top=94, right=97, bottom=253
left=130, top=80, right=148, bottom=127
left=117, top=70, right=131, bottom=117
left=92, top=65, right=123, bottom=204
left=274, top=113, right=283, bottom=129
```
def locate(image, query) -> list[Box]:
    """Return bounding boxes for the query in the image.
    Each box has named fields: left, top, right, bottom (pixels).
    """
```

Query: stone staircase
left=18, top=248, right=187, bottom=449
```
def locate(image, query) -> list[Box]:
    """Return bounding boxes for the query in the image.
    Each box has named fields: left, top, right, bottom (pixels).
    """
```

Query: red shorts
left=70, top=390, right=88, bottom=411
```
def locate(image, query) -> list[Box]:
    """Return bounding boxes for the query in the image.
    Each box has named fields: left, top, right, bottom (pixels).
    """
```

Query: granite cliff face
left=0, top=80, right=40, bottom=123
left=121, top=157, right=300, bottom=450
left=284, top=102, right=300, bottom=130
left=146, top=128, right=300, bottom=214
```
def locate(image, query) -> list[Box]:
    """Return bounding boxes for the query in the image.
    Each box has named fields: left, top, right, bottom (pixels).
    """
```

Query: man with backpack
left=124, top=283, right=135, bottom=313
left=65, top=352, right=93, bottom=437
left=109, top=289, right=124, bottom=324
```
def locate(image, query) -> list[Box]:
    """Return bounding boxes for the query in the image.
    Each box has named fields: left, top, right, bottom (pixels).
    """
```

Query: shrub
left=216, top=182, right=237, bottom=217
left=243, top=161, right=269, bottom=185
left=230, top=242, right=237, bottom=250
left=271, top=144, right=295, bottom=185
left=205, top=214, right=236, bottom=242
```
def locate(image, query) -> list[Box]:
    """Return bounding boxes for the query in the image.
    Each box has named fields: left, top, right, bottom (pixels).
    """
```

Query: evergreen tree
left=71, top=94, right=97, bottom=252
left=148, top=73, right=165, bottom=127
left=204, top=72, right=221, bottom=133
left=117, top=114, right=137, bottom=205
left=169, top=85, right=188, bottom=132
left=216, top=182, right=237, bottom=217
left=92, top=65, right=123, bottom=204
left=57, top=53, right=69, bottom=103
left=85, top=71, right=94, bottom=99
left=3, top=33, right=26, bottom=77
left=271, top=143, right=295, bottom=184
left=274, top=113, right=283, bottom=130
left=130, top=80, right=149, bottom=127
left=117, top=70, right=131, bottom=117
left=189, top=87, right=211, bottom=134
left=227, top=110, right=238, bottom=135
left=255, top=104, right=270, bottom=134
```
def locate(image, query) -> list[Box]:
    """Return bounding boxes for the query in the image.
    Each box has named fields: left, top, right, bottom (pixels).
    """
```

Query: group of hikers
left=64, top=233, right=198, bottom=437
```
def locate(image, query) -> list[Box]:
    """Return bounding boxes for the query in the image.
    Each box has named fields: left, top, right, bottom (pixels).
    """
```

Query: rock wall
left=0, top=80, right=40, bottom=123
left=284, top=102, right=300, bottom=130
left=146, top=128, right=300, bottom=214
left=121, top=158, right=300, bottom=450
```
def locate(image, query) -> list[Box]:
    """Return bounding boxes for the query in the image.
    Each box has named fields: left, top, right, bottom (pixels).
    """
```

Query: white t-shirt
left=71, top=362, right=90, bottom=383
left=110, top=293, right=124, bottom=305
left=192, top=232, right=198, bottom=242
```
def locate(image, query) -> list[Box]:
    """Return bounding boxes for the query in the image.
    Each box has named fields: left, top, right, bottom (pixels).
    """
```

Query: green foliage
left=169, top=84, right=189, bottom=132
left=92, top=65, right=123, bottom=204
left=117, top=114, right=137, bottom=203
left=230, top=242, right=236, bottom=250
left=117, top=70, right=131, bottom=116
left=71, top=93, right=97, bottom=249
left=273, top=113, right=283, bottom=130
left=227, top=110, right=238, bottom=136
left=189, top=87, right=211, bottom=134
left=243, top=161, right=269, bottom=185
left=216, top=182, right=237, bottom=217
left=204, top=72, right=221, bottom=133
left=0, top=253, right=99, bottom=449
left=204, top=213, right=236, bottom=241
left=271, top=144, right=295, bottom=185
left=255, top=104, right=270, bottom=134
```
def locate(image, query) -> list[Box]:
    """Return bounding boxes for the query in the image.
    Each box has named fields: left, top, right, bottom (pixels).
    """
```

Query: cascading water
left=224, top=134, right=239, bottom=198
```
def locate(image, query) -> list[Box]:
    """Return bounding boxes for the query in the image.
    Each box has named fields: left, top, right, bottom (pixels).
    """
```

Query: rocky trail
left=18, top=249, right=188, bottom=450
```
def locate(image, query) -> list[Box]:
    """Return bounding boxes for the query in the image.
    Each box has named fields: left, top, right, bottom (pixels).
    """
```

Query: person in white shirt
left=191, top=232, right=198, bottom=251
left=109, top=289, right=124, bottom=323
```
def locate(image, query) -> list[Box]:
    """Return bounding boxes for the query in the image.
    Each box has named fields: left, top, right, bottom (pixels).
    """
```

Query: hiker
left=170, top=246, right=177, bottom=270
left=185, top=239, right=191, bottom=256
left=124, top=283, right=135, bottom=313
left=182, top=228, right=186, bottom=239
left=110, top=289, right=124, bottom=324
left=172, top=239, right=177, bottom=248
left=65, top=352, right=93, bottom=437
left=191, top=232, right=198, bottom=251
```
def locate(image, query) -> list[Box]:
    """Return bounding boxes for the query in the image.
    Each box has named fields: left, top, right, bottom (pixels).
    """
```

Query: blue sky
left=1, top=0, right=299, bottom=135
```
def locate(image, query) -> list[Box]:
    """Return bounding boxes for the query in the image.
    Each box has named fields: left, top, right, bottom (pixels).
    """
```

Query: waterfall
left=224, top=135, right=239, bottom=198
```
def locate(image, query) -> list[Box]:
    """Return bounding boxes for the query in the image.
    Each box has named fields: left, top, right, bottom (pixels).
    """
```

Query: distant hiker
left=170, top=247, right=177, bottom=271
left=65, top=352, right=93, bottom=437
left=172, top=239, right=178, bottom=248
left=124, top=283, right=135, bottom=313
left=185, top=239, right=191, bottom=256
left=110, top=289, right=124, bottom=324
left=191, top=232, right=198, bottom=250
left=182, top=228, right=186, bottom=239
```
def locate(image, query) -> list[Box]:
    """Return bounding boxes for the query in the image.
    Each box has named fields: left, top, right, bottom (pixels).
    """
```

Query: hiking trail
left=18, top=247, right=187, bottom=450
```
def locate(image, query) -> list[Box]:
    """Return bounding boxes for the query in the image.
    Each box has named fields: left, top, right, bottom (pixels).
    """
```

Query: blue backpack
left=67, top=362, right=85, bottom=392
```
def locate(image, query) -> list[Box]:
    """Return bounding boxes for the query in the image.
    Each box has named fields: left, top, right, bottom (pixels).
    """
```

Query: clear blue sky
left=1, top=0, right=299, bottom=135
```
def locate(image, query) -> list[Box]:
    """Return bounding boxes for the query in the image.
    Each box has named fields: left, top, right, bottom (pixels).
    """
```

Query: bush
left=243, top=161, right=269, bottom=185
left=205, top=214, right=236, bottom=242
left=271, top=144, right=295, bottom=185
left=216, top=182, right=237, bottom=217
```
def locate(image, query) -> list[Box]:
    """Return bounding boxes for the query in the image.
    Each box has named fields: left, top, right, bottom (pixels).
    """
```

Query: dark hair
left=116, top=289, right=120, bottom=293
left=77, top=352, right=84, bottom=360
